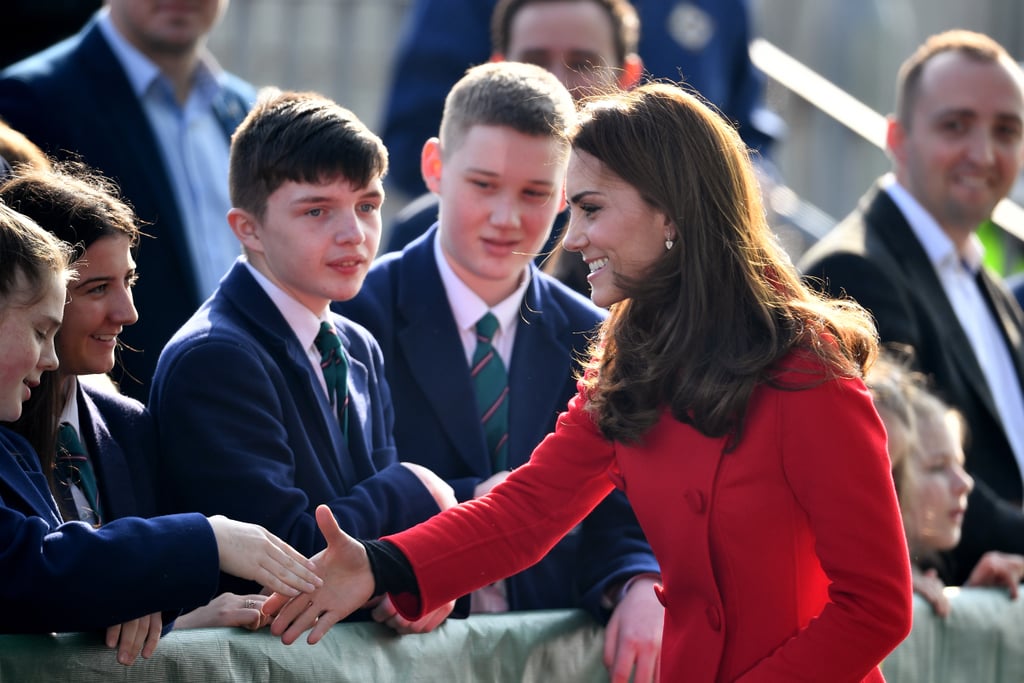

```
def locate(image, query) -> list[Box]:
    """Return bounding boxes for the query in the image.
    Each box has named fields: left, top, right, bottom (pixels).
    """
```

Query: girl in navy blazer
left=3, top=162, right=285, bottom=650
left=0, top=197, right=320, bottom=665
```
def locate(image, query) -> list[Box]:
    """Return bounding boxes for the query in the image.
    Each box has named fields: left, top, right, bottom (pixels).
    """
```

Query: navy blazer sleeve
left=151, top=328, right=440, bottom=560
left=0, top=428, right=218, bottom=633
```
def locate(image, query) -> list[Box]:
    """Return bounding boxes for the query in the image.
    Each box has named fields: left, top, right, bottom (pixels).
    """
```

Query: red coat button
left=705, top=605, right=722, bottom=631
left=684, top=489, right=706, bottom=514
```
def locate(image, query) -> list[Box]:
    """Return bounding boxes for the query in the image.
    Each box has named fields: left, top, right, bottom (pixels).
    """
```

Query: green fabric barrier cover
left=0, top=609, right=607, bottom=682
left=2, top=589, right=1023, bottom=682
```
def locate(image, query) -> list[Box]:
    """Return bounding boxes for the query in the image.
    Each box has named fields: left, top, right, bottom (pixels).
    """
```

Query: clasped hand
left=264, top=505, right=378, bottom=644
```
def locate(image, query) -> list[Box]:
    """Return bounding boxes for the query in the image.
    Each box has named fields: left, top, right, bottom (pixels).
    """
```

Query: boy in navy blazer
left=336, top=62, right=663, bottom=676
left=150, top=90, right=457, bottom=630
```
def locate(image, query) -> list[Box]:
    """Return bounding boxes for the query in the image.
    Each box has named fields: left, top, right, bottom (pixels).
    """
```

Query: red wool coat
left=388, top=356, right=913, bottom=682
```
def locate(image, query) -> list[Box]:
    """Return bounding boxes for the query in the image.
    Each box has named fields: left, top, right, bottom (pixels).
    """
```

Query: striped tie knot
left=314, top=321, right=350, bottom=436
left=471, top=313, right=509, bottom=472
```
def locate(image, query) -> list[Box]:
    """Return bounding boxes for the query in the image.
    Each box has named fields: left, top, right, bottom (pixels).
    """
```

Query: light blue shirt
left=98, top=9, right=239, bottom=300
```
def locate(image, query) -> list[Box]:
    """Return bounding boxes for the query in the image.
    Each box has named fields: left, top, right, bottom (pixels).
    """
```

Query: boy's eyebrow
left=465, top=167, right=558, bottom=187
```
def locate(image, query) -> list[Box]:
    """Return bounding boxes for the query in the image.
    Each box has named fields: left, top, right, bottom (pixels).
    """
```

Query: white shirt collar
left=882, top=173, right=985, bottom=274
left=58, top=376, right=81, bottom=435
left=432, top=232, right=530, bottom=340
left=242, top=259, right=329, bottom=353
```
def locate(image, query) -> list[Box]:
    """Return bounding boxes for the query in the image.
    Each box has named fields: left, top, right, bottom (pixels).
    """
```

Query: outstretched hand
left=207, top=516, right=322, bottom=597
left=265, top=505, right=376, bottom=645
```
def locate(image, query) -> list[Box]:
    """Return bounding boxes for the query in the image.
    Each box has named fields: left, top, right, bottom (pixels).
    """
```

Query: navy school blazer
left=0, top=426, right=219, bottom=633
left=150, top=259, right=442, bottom=596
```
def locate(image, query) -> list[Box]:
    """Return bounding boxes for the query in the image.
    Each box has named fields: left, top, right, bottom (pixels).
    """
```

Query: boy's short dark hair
left=439, top=61, right=575, bottom=158
left=229, top=89, right=388, bottom=218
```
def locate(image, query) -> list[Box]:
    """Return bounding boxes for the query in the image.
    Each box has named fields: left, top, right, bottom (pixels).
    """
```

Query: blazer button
left=705, top=605, right=722, bottom=631
left=684, top=489, right=706, bottom=514
left=653, top=584, right=667, bottom=607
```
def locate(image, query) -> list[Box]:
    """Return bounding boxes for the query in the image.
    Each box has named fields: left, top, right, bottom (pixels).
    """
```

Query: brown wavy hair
left=574, top=83, right=878, bottom=447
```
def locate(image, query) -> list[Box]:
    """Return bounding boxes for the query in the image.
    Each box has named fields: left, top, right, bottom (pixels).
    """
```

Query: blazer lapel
left=76, top=20, right=200, bottom=306
left=76, top=386, right=139, bottom=520
left=869, top=189, right=1002, bottom=420
left=219, top=263, right=355, bottom=490
left=396, top=232, right=492, bottom=475
left=0, top=435, right=62, bottom=525
left=977, top=270, right=1024, bottom=385
left=508, top=272, right=576, bottom=462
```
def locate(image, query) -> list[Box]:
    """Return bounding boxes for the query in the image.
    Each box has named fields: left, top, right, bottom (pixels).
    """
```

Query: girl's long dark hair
left=575, top=84, right=878, bottom=447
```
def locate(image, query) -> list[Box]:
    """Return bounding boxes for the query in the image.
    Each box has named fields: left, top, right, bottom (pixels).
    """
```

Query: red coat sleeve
left=736, top=376, right=913, bottom=681
left=385, top=389, right=617, bottom=619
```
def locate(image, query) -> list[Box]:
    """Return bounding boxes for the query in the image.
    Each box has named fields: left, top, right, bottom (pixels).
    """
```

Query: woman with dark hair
left=267, top=83, right=912, bottom=682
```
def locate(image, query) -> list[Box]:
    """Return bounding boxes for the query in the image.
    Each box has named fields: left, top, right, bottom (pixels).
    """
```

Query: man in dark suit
left=150, top=90, right=457, bottom=632
left=337, top=62, right=662, bottom=680
left=800, top=29, right=1024, bottom=583
left=0, top=0, right=254, bottom=400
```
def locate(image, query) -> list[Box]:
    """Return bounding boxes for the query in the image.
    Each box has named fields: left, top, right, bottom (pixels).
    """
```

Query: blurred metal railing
left=750, top=37, right=1024, bottom=243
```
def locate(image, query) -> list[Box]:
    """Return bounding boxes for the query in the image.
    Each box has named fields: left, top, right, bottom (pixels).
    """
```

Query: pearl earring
left=665, top=238, right=674, bottom=251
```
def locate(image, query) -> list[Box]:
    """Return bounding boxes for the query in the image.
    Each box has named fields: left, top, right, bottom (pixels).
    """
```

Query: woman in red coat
left=267, top=83, right=914, bottom=682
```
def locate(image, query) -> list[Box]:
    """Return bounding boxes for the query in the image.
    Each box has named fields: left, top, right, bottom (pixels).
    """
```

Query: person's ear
left=885, top=115, right=906, bottom=166
left=619, top=53, right=644, bottom=90
left=420, top=137, right=444, bottom=195
left=227, top=207, right=263, bottom=255
left=663, top=215, right=677, bottom=245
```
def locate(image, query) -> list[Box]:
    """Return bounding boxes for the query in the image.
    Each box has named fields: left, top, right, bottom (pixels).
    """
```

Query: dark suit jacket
left=79, top=381, right=158, bottom=520
left=151, top=260, right=442, bottom=596
left=799, top=181, right=1024, bottom=581
left=0, top=426, right=218, bottom=633
left=0, top=17, right=254, bottom=400
left=336, top=228, right=659, bottom=618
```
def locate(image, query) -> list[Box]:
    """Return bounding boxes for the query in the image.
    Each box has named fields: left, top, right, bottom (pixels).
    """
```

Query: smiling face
left=57, top=235, right=139, bottom=379
left=903, top=410, right=974, bottom=554
left=889, top=50, right=1024, bottom=241
left=562, top=149, right=671, bottom=308
left=228, top=176, right=384, bottom=314
left=425, top=124, right=567, bottom=306
left=0, top=269, right=64, bottom=422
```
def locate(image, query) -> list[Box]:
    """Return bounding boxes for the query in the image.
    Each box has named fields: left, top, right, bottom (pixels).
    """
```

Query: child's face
left=904, top=411, right=974, bottom=554
left=0, top=270, right=64, bottom=421
left=231, top=177, right=384, bottom=314
left=58, top=234, right=139, bottom=378
left=426, top=125, right=567, bottom=306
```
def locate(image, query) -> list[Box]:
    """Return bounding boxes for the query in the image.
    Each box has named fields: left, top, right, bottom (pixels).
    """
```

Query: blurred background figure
left=869, top=352, right=1024, bottom=618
